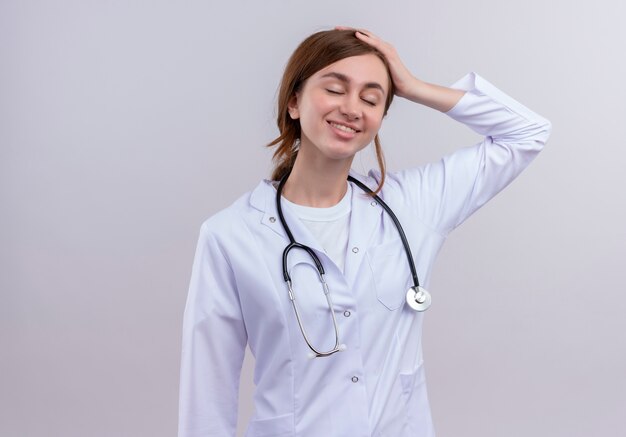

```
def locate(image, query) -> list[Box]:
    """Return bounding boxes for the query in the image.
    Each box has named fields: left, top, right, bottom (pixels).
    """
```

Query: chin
left=322, top=147, right=361, bottom=161
left=325, top=141, right=370, bottom=158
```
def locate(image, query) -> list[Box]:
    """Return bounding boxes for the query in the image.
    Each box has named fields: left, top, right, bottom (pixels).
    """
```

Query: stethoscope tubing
left=275, top=171, right=429, bottom=357
left=347, top=175, right=421, bottom=289
left=276, top=171, right=423, bottom=290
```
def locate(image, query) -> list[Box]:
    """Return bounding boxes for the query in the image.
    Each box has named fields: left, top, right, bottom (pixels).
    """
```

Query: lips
left=327, top=120, right=361, bottom=133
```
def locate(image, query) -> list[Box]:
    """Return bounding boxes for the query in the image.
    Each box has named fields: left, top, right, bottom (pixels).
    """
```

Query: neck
left=281, top=146, right=353, bottom=208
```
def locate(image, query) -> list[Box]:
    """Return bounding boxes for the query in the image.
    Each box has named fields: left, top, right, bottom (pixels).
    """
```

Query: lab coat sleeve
left=178, top=221, right=247, bottom=437
left=391, top=72, right=552, bottom=235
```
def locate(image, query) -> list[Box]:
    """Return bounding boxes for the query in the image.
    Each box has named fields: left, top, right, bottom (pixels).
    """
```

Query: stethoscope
left=276, top=171, right=431, bottom=358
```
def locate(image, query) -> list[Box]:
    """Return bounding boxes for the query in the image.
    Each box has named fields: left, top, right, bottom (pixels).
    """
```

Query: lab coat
left=178, top=72, right=552, bottom=437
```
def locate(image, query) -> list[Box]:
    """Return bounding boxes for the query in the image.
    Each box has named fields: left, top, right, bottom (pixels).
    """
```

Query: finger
left=336, top=26, right=387, bottom=52
left=334, top=25, right=377, bottom=40
left=355, top=28, right=379, bottom=40
left=355, top=30, right=383, bottom=48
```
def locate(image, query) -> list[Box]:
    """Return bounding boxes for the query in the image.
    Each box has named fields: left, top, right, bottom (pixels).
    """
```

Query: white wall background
left=2, top=1, right=624, bottom=436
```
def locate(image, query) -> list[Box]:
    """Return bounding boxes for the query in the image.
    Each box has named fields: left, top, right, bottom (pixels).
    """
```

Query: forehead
left=310, top=54, right=389, bottom=92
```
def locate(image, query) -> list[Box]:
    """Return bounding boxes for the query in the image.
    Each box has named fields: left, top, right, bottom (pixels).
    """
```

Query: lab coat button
left=343, top=310, right=351, bottom=317
left=352, top=247, right=359, bottom=253
left=269, top=217, right=276, bottom=223
left=371, top=201, right=377, bottom=206
left=351, top=376, right=359, bottom=383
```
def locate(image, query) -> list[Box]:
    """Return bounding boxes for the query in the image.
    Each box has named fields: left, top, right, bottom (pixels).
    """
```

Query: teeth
left=330, top=122, right=356, bottom=133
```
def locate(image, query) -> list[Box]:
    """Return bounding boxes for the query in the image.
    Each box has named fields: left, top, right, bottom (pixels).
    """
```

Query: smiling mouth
left=328, top=121, right=360, bottom=134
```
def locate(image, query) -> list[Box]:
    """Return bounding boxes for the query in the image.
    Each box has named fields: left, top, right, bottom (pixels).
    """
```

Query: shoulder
left=200, top=193, right=250, bottom=237
left=350, top=167, right=409, bottom=195
left=197, top=181, right=267, bottom=250
left=360, top=166, right=430, bottom=199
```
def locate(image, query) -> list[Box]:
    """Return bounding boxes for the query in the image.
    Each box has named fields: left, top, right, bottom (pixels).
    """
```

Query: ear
left=287, top=93, right=300, bottom=120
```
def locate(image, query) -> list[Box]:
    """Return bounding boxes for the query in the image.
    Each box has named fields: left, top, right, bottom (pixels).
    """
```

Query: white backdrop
left=2, top=1, right=625, bottom=436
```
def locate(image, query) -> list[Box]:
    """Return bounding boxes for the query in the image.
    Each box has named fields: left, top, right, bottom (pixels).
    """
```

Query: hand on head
left=334, top=26, right=418, bottom=100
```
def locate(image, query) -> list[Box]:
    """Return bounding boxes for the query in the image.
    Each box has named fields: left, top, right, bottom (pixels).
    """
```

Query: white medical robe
left=178, top=72, right=552, bottom=437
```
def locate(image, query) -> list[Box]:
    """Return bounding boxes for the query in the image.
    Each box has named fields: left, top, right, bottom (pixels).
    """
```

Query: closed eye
left=362, top=98, right=377, bottom=106
left=326, top=89, right=344, bottom=95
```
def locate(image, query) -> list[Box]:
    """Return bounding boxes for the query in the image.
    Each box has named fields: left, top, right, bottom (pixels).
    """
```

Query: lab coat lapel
left=250, top=180, right=326, bottom=254
left=343, top=170, right=383, bottom=286
left=249, top=175, right=382, bottom=282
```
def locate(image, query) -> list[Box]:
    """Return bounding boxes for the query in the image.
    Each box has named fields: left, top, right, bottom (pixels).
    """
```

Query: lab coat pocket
left=245, top=412, right=293, bottom=437
left=366, top=238, right=412, bottom=311
left=399, top=362, right=435, bottom=437
left=399, top=363, right=425, bottom=396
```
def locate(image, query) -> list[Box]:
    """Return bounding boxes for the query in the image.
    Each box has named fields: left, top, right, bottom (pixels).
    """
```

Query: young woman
left=178, top=28, right=552, bottom=437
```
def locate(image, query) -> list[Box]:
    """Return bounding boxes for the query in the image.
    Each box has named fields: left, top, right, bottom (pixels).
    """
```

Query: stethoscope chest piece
left=406, top=286, right=432, bottom=311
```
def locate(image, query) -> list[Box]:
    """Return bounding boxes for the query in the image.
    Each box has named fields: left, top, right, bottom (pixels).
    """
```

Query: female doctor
left=178, top=28, right=552, bottom=437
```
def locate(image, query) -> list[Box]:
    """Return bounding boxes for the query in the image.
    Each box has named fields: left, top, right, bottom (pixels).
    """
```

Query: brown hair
left=266, top=29, right=395, bottom=196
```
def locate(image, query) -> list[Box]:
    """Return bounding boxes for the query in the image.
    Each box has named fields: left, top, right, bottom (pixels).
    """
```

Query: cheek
left=300, top=94, right=331, bottom=122
left=312, top=94, right=335, bottom=115
left=367, top=111, right=385, bottom=132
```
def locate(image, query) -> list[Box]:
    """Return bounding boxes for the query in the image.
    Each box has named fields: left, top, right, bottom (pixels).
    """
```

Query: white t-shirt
left=279, top=182, right=352, bottom=273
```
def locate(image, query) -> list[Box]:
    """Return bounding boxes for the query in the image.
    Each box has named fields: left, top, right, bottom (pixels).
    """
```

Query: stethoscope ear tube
left=286, top=274, right=342, bottom=358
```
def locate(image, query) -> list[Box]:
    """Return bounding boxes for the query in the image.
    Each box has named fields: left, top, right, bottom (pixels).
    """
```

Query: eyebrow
left=320, top=72, right=385, bottom=93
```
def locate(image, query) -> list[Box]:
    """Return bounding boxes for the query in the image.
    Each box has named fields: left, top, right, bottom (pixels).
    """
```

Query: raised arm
left=336, top=26, right=466, bottom=112
left=341, top=27, right=552, bottom=234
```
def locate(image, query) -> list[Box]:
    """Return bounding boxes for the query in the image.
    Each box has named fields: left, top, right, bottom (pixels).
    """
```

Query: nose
left=340, top=94, right=362, bottom=120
